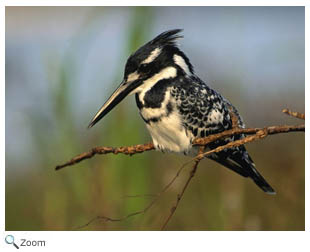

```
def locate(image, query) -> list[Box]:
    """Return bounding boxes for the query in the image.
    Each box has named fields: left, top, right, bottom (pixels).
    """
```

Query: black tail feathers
left=210, top=149, right=276, bottom=194
left=248, top=165, right=276, bottom=195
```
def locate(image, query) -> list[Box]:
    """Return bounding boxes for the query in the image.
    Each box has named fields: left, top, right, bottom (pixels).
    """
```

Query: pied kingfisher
left=88, top=29, right=275, bottom=194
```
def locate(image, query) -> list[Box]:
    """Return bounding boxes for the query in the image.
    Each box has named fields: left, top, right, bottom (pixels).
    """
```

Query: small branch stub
left=282, top=108, right=305, bottom=120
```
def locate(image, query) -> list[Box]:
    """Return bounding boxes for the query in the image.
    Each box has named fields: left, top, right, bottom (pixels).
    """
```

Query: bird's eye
left=138, top=63, right=149, bottom=73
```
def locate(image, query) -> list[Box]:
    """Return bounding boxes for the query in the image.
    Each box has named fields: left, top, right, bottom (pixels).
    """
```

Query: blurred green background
left=5, top=6, right=304, bottom=230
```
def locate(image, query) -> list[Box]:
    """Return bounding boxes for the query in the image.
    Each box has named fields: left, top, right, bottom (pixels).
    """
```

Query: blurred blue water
left=6, top=7, right=304, bottom=174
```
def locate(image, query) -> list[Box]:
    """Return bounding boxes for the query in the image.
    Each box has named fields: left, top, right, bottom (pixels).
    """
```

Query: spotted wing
left=171, top=76, right=275, bottom=194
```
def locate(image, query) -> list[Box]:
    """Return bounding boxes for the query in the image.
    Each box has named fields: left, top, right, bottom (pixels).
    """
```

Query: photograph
left=5, top=6, right=305, bottom=232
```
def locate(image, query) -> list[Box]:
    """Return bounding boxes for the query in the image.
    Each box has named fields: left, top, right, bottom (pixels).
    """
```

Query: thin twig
left=56, top=143, right=154, bottom=170
left=282, top=108, right=305, bottom=120
left=161, top=147, right=205, bottom=230
left=192, top=124, right=304, bottom=147
left=197, top=129, right=268, bottom=161
left=76, top=159, right=193, bottom=229
left=228, top=106, right=239, bottom=129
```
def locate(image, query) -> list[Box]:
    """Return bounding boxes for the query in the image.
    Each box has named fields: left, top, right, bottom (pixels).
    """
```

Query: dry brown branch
left=56, top=109, right=304, bottom=230
left=192, top=124, right=304, bottom=146
left=282, top=108, right=305, bottom=120
left=56, top=124, right=304, bottom=170
left=55, top=143, right=155, bottom=170
left=229, top=107, right=239, bottom=129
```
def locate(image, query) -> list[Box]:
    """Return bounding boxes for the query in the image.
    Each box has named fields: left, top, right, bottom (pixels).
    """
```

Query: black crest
left=125, top=29, right=184, bottom=77
left=149, top=29, right=183, bottom=47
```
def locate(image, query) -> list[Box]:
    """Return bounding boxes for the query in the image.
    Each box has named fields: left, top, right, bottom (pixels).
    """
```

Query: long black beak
left=88, top=79, right=141, bottom=128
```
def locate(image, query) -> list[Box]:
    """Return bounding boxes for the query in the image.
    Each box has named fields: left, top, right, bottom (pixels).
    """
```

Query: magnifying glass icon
left=5, top=235, right=19, bottom=249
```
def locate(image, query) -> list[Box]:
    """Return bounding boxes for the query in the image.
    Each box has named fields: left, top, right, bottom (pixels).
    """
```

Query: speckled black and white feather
left=89, top=29, right=275, bottom=194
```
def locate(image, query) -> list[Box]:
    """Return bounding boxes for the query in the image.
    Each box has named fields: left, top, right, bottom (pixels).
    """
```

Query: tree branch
left=55, top=143, right=155, bottom=170
left=56, top=109, right=304, bottom=230
left=282, top=108, right=305, bottom=120
left=56, top=123, right=304, bottom=171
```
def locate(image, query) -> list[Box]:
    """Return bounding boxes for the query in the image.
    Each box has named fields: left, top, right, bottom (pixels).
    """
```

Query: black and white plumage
left=89, top=29, right=275, bottom=194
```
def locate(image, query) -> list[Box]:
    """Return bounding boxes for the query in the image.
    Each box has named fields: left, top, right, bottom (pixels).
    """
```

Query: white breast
left=143, top=107, right=194, bottom=154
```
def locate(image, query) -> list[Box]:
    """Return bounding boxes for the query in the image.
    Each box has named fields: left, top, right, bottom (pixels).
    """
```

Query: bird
left=88, top=29, right=275, bottom=194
